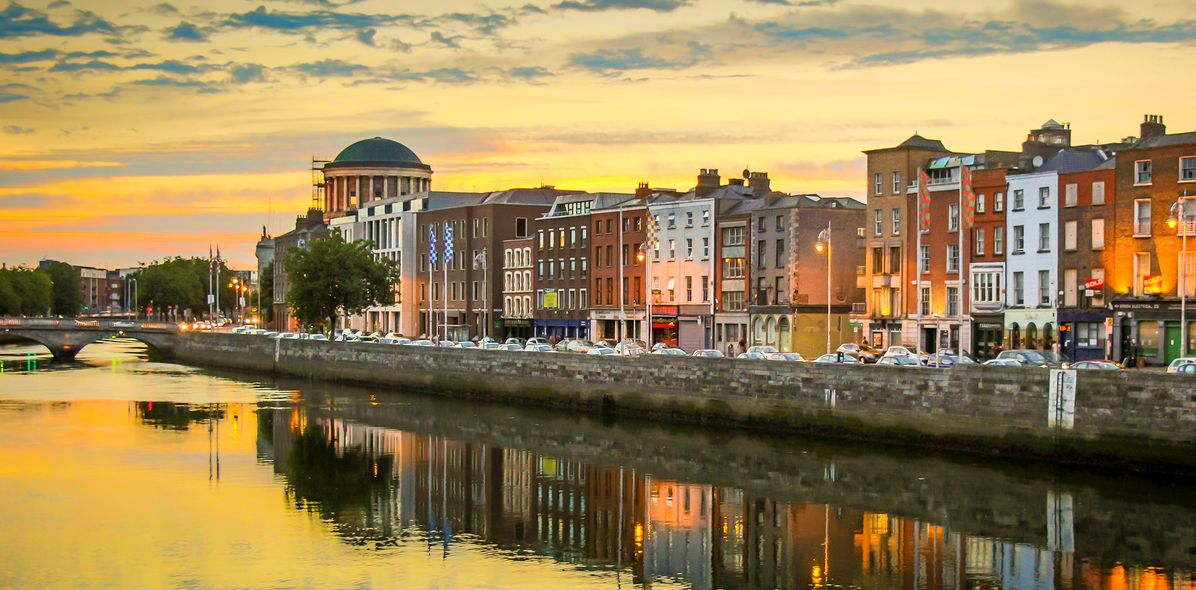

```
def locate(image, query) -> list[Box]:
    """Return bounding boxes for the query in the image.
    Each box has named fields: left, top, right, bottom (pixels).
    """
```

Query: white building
left=1004, top=167, right=1059, bottom=349
left=647, top=195, right=717, bottom=350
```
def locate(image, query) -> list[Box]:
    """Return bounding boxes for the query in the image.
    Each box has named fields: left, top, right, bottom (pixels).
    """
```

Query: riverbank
left=173, top=332, right=1196, bottom=475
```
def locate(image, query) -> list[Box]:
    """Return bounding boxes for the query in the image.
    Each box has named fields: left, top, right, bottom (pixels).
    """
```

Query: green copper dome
left=329, top=137, right=427, bottom=168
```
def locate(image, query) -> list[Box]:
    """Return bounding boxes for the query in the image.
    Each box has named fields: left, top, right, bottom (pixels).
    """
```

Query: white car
left=526, top=337, right=549, bottom=346
left=409, top=339, right=435, bottom=347
left=523, top=344, right=555, bottom=353
left=587, top=347, right=617, bottom=356
left=308, top=334, right=328, bottom=341
left=878, top=355, right=920, bottom=367
left=813, top=353, right=859, bottom=364
left=691, top=349, right=725, bottom=359
left=1166, top=357, right=1196, bottom=373
left=456, top=341, right=478, bottom=349
left=651, top=348, right=688, bottom=356
left=766, top=352, right=805, bottom=362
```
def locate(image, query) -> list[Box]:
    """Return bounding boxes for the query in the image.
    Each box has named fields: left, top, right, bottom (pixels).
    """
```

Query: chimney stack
left=696, top=168, right=721, bottom=197
left=748, top=171, right=770, bottom=197
left=1141, top=114, right=1166, bottom=139
left=635, top=181, right=652, bottom=199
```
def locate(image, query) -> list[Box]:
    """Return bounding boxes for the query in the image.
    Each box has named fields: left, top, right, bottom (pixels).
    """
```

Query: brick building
left=531, top=192, right=596, bottom=340
left=501, top=236, right=534, bottom=340
left=1056, top=153, right=1117, bottom=361
left=588, top=191, right=645, bottom=342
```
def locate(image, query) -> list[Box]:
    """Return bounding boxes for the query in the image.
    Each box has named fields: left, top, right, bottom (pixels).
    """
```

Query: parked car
left=766, top=352, right=805, bottom=362
left=437, top=340, right=458, bottom=348
left=651, top=348, right=688, bottom=356
left=1176, top=363, right=1196, bottom=374
left=746, top=345, right=778, bottom=355
left=502, top=343, right=523, bottom=351
left=983, top=358, right=1024, bottom=367
left=995, top=349, right=1069, bottom=368
left=525, top=337, right=549, bottom=346
left=564, top=339, right=596, bottom=353
left=614, top=339, right=647, bottom=354
left=456, top=341, right=478, bottom=349
left=836, top=343, right=878, bottom=363
left=925, top=352, right=977, bottom=368
left=1165, top=357, right=1196, bottom=373
left=736, top=352, right=768, bottom=360
left=523, top=344, right=555, bottom=353
left=651, top=342, right=675, bottom=352
left=504, top=337, right=526, bottom=347
left=877, top=355, right=921, bottom=367
left=691, top=349, right=725, bottom=359
left=813, top=353, right=859, bottom=364
left=593, top=340, right=615, bottom=349
left=409, top=339, right=435, bottom=347
left=308, top=334, right=329, bottom=341
left=1071, top=360, right=1122, bottom=370
left=587, top=347, right=617, bottom=356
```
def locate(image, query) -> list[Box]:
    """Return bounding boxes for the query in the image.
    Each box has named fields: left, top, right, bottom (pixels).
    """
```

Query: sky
left=1, top=0, right=1194, bottom=269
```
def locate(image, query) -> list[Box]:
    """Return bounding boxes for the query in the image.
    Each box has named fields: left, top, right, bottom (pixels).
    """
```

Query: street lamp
left=1167, top=190, right=1195, bottom=356
left=816, top=222, right=832, bottom=355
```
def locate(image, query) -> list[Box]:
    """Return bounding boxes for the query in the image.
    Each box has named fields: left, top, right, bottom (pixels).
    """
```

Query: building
left=319, top=137, right=432, bottom=222
left=531, top=193, right=599, bottom=340
left=1056, top=151, right=1116, bottom=361
left=270, top=208, right=327, bottom=331
left=1110, top=115, right=1196, bottom=366
left=862, top=134, right=953, bottom=350
left=968, top=168, right=1011, bottom=360
left=648, top=184, right=721, bottom=350
left=1004, top=158, right=1063, bottom=351
left=747, top=195, right=866, bottom=358
left=501, top=236, right=535, bottom=340
left=589, top=188, right=650, bottom=342
left=713, top=188, right=756, bottom=355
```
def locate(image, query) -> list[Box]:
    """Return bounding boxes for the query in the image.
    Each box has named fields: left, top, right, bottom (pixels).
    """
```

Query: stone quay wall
left=174, top=332, right=1196, bottom=473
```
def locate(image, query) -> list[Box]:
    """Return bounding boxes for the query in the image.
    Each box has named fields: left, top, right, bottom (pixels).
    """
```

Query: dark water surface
left=0, top=340, right=1193, bottom=589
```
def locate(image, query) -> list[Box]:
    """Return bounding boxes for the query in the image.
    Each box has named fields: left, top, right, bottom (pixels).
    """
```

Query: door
left=922, top=327, right=937, bottom=353
left=1165, top=324, right=1182, bottom=363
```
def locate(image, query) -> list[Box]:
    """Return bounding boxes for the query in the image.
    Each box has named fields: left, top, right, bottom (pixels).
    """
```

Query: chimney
left=728, top=178, right=745, bottom=187
left=748, top=171, right=770, bottom=197
left=635, top=181, right=652, bottom=199
left=696, top=168, right=721, bottom=197
left=1141, top=114, right=1166, bottom=139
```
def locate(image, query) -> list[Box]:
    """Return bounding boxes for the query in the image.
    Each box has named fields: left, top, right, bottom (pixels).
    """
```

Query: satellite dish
left=1032, top=155, right=1044, bottom=168
left=743, top=168, right=750, bottom=179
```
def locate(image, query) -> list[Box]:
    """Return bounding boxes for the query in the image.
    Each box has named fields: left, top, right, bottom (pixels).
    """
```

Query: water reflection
left=254, top=400, right=1195, bottom=590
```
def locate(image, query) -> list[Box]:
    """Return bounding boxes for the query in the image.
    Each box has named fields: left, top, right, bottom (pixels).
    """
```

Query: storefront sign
left=652, top=305, right=679, bottom=316
left=542, top=290, right=558, bottom=309
left=1083, top=277, right=1104, bottom=290
left=1144, top=275, right=1163, bottom=292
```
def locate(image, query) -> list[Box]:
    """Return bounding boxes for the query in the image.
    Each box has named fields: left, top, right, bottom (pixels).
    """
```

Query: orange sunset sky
left=2, top=0, right=1194, bottom=269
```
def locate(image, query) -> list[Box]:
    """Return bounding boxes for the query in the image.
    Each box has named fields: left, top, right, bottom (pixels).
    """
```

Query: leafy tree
left=284, top=231, right=397, bottom=333
left=0, top=271, right=20, bottom=315
left=43, top=261, right=82, bottom=316
left=6, top=268, right=52, bottom=315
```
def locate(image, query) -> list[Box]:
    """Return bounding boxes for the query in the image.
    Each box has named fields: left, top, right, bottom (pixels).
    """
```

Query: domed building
left=321, top=137, right=432, bottom=221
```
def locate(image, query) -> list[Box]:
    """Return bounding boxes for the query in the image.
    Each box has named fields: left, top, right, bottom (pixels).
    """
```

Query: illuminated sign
left=1143, top=275, right=1163, bottom=292
left=1083, top=277, right=1105, bottom=290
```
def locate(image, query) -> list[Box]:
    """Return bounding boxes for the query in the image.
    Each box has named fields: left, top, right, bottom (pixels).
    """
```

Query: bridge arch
left=0, top=325, right=175, bottom=362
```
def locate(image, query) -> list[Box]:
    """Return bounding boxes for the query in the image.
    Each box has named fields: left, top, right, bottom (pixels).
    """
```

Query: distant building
left=270, top=208, right=327, bottom=331
left=501, top=236, right=534, bottom=340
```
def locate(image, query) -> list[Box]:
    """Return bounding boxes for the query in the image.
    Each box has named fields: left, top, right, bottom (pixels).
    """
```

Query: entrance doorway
left=1165, top=324, right=1182, bottom=364
left=922, top=327, right=937, bottom=353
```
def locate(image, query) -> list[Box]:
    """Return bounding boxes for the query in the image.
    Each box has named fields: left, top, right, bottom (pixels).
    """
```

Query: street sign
left=1083, top=277, right=1104, bottom=290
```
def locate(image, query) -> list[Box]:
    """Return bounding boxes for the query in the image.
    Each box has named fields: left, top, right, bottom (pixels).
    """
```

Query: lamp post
left=1167, top=190, right=1194, bottom=356
left=128, top=278, right=138, bottom=319
left=816, top=222, right=832, bottom=355
left=473, top=249, right=488, bottom=342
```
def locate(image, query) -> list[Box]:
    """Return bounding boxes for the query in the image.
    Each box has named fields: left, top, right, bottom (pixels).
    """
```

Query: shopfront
left=1111, top=299, right=1196, bottom=366
left=1003, top=309, right=1057, bottom=352
left=1058, top=310, right=1111, bottom=362
left=650, top=305, right=678, bottom=347
left=534, top=319, right=588, bottom=340
left=972, top=314, right=1005, bottom=360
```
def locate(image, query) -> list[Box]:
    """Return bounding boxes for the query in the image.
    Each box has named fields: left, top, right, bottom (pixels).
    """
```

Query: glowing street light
left=816, top=223, right=832, bottom=355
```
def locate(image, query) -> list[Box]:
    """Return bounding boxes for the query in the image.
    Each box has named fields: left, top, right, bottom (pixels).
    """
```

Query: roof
left=1130, top=131, right=1196, bottom=150
left=897, top=134, right=948, bottom=150
left=1041, top=119, right=1064, bottom=129
left=325, top=137, right=430, bottom=170
left=1034, top=147, right=1111, bottom=174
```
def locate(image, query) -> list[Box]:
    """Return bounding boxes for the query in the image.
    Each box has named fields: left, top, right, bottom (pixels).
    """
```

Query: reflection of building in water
left=251, top=405, right=1196, bottom=590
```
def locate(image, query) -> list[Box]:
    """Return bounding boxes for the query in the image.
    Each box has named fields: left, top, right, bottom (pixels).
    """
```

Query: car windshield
left=1019, top=350, right=1047, bottom=363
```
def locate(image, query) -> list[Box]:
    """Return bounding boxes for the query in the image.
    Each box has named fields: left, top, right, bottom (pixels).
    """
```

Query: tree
left=6, top=268, right=52, bottom=315
left=0, top=271, right=20, bottom=315
left=43, top=261, right=83, bottom=316
left=284, top=231, right=397, bottom=333
left=133, top=257, right=207, bottom=315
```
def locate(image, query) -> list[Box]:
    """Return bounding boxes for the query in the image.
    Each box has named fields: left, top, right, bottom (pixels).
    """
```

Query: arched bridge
left=0, top=318, right=178, bottom=361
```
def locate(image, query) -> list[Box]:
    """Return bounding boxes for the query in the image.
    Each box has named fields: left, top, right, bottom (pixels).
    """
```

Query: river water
left=0, top=340, right=1193, bottom=589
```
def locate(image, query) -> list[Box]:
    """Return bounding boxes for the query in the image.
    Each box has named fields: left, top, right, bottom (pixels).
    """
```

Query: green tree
left=284, top=231, right=397, bottom=333
left=133, top=257, right=207, bottom=315
left=43, top=261, right=83, bottom=316
left=0, top=271, right=21, bottom=315
left=7, top=268, right=52, bottom=315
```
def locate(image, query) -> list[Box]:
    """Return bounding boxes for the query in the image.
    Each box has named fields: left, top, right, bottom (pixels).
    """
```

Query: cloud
left=150, top=3, right=178, bottom=15
left=0, top=49, right=58, bottom=63
left=569, top=42, right=709, bottom=74
left=3, top=125, right=35, bottom=135
left=167, top=22, right=206, bottom=41
left=0, top=159, right=125, bottom=171
left=440, top=12, right=511, bottom=35
left=222, top=5, right=417, bottom=33
left=0, top=2, right=122, bottom=39
left=508, top=66, right=552, bottom=79
left=48, top=59, right=212, bottom=75
left=0, top=92, right=31, bottom=103
left=46, top=0, right=69, bottom=8
left=128, top=77, right=218, bottom=93
left=429, top=31, right=462, bottom=49
left=554, top=0, right=687, bottom=12
left=289, top=58, right=369, bottom=78
left=355, top=27, right=376, bottom=46
left=229, top=63, right=268, bottom=84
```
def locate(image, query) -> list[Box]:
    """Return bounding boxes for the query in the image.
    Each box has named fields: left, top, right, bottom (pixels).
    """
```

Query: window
left=722, top=226, right=745, bottom=246
left=975, top=228, right=985, bottom=256
left=1134, top=199, right=1152, bottom=236
left=1013, top=272, right=1025, bottom=305
left=581, top=226, right=587, bottom=246
left=977, top=193, right=986, bottom=214
left=722, top=291, right=744, bottom=311
left=569, top=227, right=577, bottom=247
left=1182, top=157, right=1196, bottom=182
left=668, top=239, right=675, bottom=259
left=1064, top=268, right=1077, bottom=307
left=776, top=215, right=784, bottom=231
left=537, top=260, right=543, bottom=278
left=757, top=217, right=766, bottom=232
left=1038, top=186, right=1050, bottom=208
left=872, top=247, right=884, bottom=273
left=667, top=213, right=675, bottom=228
left=775, top=276, right=785, bottom=303
left=702, top=237, right=710, bottom=257
left=948, top=203, right=959, bottom=232
left=1090, top=268, right=1105, bottom=306
left=1092, top=182, right=1105, bottom=205
left=947, top=244, right=959, bottom=273
left=874, top=209, right=883, bottom=235
left=890, top=171, right=901, bottom=194
left=580, top=258, right=587, bottom=278
left=775, top=239, right=784, bottom=267
left=1134, top=252, right=1151, bottom=295
left=685, top=276, right=693, bottom=302
left=889, top=246, right=901, bottom=273
left=702, top=210, right=709, bottom=225
left=919, top=245, right=930, bottom=273
left=891, top=208, right=901, bottom=235
left=919, top=287, right=930, bottom=316
left=1064, top=183, right=1078, bottom=207
left=701, top=276, right=709, bottom=302
left=685, top=238, right=693, bottom=258
left=1135, top=160, right=1152, bottom=185
left=874, top=172, right=883, bottom=195
left=580, top=288, right=588, bottom=309
left=1092, top=218, right=1105, bottom=249
left=559, top=229, right=566, bottom=248
left=516, top=217, right=528, bottom=238
left=1038, top=223, right=1050, bottom=252
left=686, top=211, right=693, bottom=227
left=722, top=257, right=744, bottom=279
left=1039, top=270, right=1050, bottom=306
left=1013, top=225, right=1025, bottom=253
left=995, top=192, right=1004, bottom=212
left=1013, top=189, right=1024, bottom=211
left=971, top=271, right=1003, bottom=306
left=537, top=229, right=545, bottom=249
left=757, top=240, right=767, bottom=268
left=1064, top=220, right=1077, bottom=251
left=947, top=286, right=959, bottom=316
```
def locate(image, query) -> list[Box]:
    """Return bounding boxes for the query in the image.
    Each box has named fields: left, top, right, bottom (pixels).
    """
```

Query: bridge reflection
left=240, top=393, right=1195, bottom=590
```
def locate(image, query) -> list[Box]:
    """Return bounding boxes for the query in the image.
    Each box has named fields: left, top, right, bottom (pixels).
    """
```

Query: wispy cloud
left=221, top=5, right=419, bottom=33
left=166, top=21, right=206, bottom=42
left=569, top=42, right=709, bottom=74
left=553, top=0, right=687, bottom=12
left=0, top=2, right=124, bottom=39
left=3, top=124, right=35, bottom=135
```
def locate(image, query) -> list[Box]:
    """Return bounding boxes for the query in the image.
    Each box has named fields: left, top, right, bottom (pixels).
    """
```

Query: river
left=0, top=340, right=1193, bottom=589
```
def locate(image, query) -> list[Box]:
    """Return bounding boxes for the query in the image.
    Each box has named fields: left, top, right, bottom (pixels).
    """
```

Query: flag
left=429, top=224, right=438, bottom=266
left=918, top=169, right=931, bottom=232
left=444, top=223, right=454, bottom=263
left=646, top=213, right=660, bottom=248
left=960, top=165, right=976, bottom=228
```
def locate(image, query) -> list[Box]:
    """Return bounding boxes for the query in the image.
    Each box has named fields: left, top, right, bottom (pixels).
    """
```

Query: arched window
left=1043, top=322, right=1054, bottom=349
left=1010, top=323, right=1021, bottom=349
left=765, top=317, right=777, bottom=346
left=752, top=317, right=765, bottom=345
left=504, top=297, right=511, bottom=316
left=778, top=317, right=791, bottom=352
left=1026, top=323, right=1038, bottom=349
left=523, top=248, right=532, bottom=267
